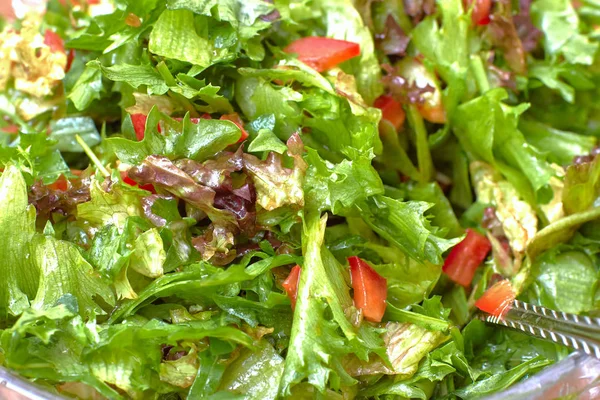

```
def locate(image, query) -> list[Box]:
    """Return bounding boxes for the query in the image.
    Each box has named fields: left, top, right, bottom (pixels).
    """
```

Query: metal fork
left=479, top=299, right=600, bottom=359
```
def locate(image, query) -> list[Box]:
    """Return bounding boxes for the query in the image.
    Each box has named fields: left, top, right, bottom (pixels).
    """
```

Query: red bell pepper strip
left=348, top=256, right=387, bottom=322
left=464, top=0, right=492, bottom=26
left=220, top=113, right=249, bottom=142
left=475, top=280, right=516, bottom=318
left=130, top=114, right=148, bottom=141
left=374, top=95, right=406, bottom=131
left=44, top=29, right=65, bottom=54
left=443, top=229, right=492, bottom=287
left=284, top=37, right=360, bottom=72
left=282, top=265, right=302, bottom=309
left=121, top=171, right=155, bottom=193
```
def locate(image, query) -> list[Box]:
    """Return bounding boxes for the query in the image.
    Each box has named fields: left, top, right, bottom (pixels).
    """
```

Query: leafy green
left=218, top=340, right=284, bottom=399
left=280, top=213, right=384, bottom=394
left=49, top=117, right=102, bottom=152
left=532, top=0, right=599, bottom=65
left=317, top=0, right=383, bottom=104
left=454, top=88, right=556, bottom=201
left=107, top=109, right=241, bottom=164
left=530, top=249, right=598, bottom=314
left=358, top=196, right=460, bottom=265
left=0, top=165, right=38, bottom=322
left=32, top=232, right=115, bottom=319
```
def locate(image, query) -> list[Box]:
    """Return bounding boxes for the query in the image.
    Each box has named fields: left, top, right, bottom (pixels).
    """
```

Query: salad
left=0, top=0, right=599, bottom=398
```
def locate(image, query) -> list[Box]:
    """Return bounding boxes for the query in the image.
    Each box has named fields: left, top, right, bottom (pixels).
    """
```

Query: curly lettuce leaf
left=31, top=232, right=115, bottom=319
left=358, top=196, right=461, bottom=265
left=411, top=0, right=471, bottom=115
left=279, top=212, right=385, bottom=394
left=316, top=0, right=383, bottom=104
left=454, top=88, right=556, bottom=201
left=532, top=0, right=599, bottom=65
left=108, top=109, right=241, bottom=165
left=0, top=165, right=39, bottom=322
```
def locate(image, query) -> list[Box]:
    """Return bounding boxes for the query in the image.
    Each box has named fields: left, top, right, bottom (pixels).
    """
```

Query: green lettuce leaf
left=31, top=232, right=115, bottom=319
left=279, top=213, right=385, bottom=394
left=0, top=165, right=39, bottom=322
left=107, top=109, right=241, bottom=165
left=529, top=248, right=598, bottom=314
left=217, top=340, right=284, bottom=399
left=532, top=0, right=599, bottom=65
left=77, top=178, right=144, bottom=230
left=317, top=0, right=383, bottom=104
left=358, top=195, right=461, bottom=265
left=454, top=88, right=556, bottom=201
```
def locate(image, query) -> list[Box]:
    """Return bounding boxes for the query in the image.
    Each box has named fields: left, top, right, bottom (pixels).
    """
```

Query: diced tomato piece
left=220, top=113, right=249, bottom=142
left=44, top=29, right=65, bottom=54
left=475, top=280, right=515, bottom=318
left=284, top=37, right=360, bottom=73
left=464, top=0, right=492, bottom=26
left=130, top=114, right=147, bottom=141
left=443, top=229, right=492, bottom=287
left=282, top=265, right=302, bottom=309
left=348, top=256, right=387, bottom=322
left=374, top=95, right=406, bottom=131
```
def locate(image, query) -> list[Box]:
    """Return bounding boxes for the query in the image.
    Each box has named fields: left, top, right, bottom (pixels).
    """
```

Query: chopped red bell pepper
left=48, top=175, right=69, bottom=191
left=443, top=229, right=492, bottom=287
left=66, top=49, right=75, bottom=72
left=282, top=265, right=302, bottom=309
left=374, top=95, right=406, bottom=131
left=284, top=37, right=360, bottom=73
left=220, top=113, right=249, bottom=142
left=475, top=280, right=515, bottom=318
left=44, top=29, right=65, bottom=54
left=121, top=171, right=155, bottom=193
left=348, top=256, right=387, bottom=322
left=130, top=114, right=148, bottom=141
left=464, top=0, right=492, bottom=26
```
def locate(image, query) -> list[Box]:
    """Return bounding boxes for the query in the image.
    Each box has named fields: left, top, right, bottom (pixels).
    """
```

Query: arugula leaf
left=0, top=165, right=39, bottom=322
left=109, top=253, right=299, bottom=322
left=87, top=60, right=169, bottom=95
left=68, top=66, right=104, bottom=111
